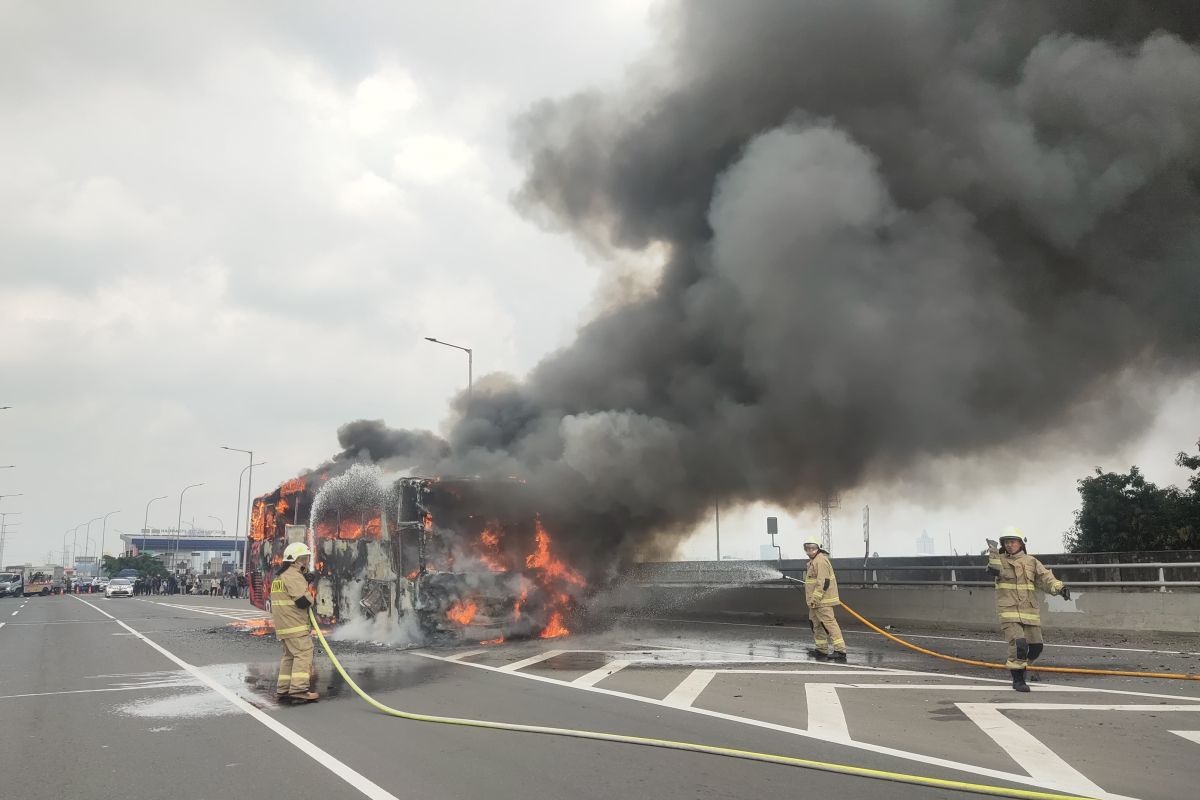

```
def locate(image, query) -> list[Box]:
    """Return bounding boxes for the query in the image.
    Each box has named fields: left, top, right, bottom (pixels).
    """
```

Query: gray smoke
left=348, top=3, right=1200, bottom=572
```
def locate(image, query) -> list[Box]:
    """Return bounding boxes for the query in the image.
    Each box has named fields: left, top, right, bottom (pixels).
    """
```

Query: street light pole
left=0, top=511, right=21, bottom=568
left=82, top=516, right=101, bottom=566
left=70, top=523, right=84, bottom=568
left=230, top=460, right=265, bottom=575
left=175, top=483, right=204, bottom=572
left=424, top=337, right=473, bottom=404
left=221, top=447, right=254, bottom=572
left=143, top=494, right=168, bottom=557
left=99, top=509, right=119, bottom=577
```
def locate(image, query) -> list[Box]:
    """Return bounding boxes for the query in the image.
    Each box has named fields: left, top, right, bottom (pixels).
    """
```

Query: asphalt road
left=2, top=592, right=1198, bottom=800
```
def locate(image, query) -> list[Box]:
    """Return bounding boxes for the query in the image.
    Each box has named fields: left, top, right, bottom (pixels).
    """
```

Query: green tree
left=100, top=553, right=169, bottom=578
left=1064, top=439, right=1200, bottom=552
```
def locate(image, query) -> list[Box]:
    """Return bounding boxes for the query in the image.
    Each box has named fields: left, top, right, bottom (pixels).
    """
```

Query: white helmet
left=802, top=536, right=822, bottom=548
left=282, top=542, right=312, bottom=562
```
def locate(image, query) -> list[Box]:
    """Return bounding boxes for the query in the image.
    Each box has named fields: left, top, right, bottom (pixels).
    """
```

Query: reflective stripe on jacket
left=804, top=551, right=840, bottom=607
left=270, top=564, right=311, bottom=640
left=990, top=551, right=1062, bottom=626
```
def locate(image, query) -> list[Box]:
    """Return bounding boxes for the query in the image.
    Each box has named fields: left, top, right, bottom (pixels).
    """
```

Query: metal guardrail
left=637, top=561, right=1200, bottom=592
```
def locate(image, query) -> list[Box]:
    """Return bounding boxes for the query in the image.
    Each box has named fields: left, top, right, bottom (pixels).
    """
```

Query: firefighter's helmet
left=802, top=536, right=822, bottom=548
left=999, top=526, right=1025, bottom=543
left=282, top=542, right=312, bottom=562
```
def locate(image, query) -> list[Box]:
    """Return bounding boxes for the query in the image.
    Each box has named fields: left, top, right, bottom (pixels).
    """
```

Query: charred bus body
left=247, top=472, right=584, bottom=642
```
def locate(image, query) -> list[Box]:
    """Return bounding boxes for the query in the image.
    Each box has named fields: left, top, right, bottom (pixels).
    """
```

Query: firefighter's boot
left=808, top=649, right=831, bottom=661
left=828, top=651, right=847, bottom=663
left=288, top=690, right=320, bottom=704
left=1010, top=669, right=1030, bottom=692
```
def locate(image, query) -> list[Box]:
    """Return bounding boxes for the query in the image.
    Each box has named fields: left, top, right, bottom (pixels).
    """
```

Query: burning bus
left=246, top=465, right=585, bottom=643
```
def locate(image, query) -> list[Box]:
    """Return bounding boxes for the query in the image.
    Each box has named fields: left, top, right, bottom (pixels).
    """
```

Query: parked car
left=91, top=576, right=110, bottom=591
left=0, top=572, right=22, bottom=598
left=105, top=578, right=134, bottom=598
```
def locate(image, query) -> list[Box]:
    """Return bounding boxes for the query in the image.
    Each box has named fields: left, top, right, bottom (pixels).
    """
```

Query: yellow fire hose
left=308, top=610, right=1096, bottom=800
left=835, top=599, right=1200, bottom=681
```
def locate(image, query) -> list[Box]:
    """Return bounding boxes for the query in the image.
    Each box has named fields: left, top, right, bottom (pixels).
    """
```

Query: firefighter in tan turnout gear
left=271, top=542, right=319, bottom=703
left=803, top=536, right=847, bottom=662
left=986, top=527, right=1070, bottom=692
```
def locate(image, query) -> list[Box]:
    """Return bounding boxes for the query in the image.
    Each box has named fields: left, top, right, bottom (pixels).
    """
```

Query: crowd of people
left=130, top=572, right=248, bottom=597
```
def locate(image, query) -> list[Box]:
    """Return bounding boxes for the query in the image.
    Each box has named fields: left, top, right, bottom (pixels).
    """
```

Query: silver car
left=105, top=578, right=134, bottom=598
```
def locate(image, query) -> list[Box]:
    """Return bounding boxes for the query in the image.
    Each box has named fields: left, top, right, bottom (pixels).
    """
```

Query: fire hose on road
left=308, top=609, right=1096, bottom=800
left=779, top=575, right=1200, bottom=681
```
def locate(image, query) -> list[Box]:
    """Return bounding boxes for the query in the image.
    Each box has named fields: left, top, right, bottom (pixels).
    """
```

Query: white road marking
left=630, top=639, right=1200, bottom=702
left=0, top=681, right=199, bottom=701
left=662, top=670, right=716, bottom=707
left=146, top=601, right=263, bottom=621
left=1171, top=730, right=1200, bottom=745
left=641, top=616, right=1200, bottom=656
left=5, top=619, right=117, bottom=625
left=0, top=622, right=5, bottom=631
left=9, top=610, right=18, bottom=616
left=70, top=596, right=402, bottom=800
left=415, top=651, right=1135, bottom=800
left=443, top=649, right=487, bottom=662
left=573, top=659, right=632, bottom=687
left=955, top=703, right=1200, bottom=799
left=804, top=683, right=850, bottom=740
left=499, top=649, right=565, bottom=672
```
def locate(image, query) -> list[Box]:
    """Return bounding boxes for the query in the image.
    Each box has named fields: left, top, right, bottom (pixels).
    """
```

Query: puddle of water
left=115, top=689, right=240, bottom=719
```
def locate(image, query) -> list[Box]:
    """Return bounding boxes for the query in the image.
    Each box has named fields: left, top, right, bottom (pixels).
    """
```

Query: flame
left=513, top=588, right=527, bottom=621
left=447, top=599, right=478, bottom=625
left=480, top=636, right=505, bottom=646
left=279, top=477, right=306, bottom=496
left=230, top=618, right=275, bottom=637
left=540, top=611, right=569, bottom=639
left=477, top=522, right=508, bottom=573
left=276, top=498, right=289, bottom=514
left=250, top=502, right=266, bottom=540
left=406, top=569, right=420, bottom=581
left=315, top=521, right=336, bottom=539
left=422, top=512, right=434, bottom=531
left=524, top=521, right=585, bottom=586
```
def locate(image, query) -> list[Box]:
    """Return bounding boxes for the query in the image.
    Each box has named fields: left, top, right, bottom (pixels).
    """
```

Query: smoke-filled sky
left=3, top=1, right=1198, bottom=568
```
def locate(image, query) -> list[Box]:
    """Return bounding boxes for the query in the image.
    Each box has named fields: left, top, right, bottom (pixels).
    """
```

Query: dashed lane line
left=69, top=595, right=402, bottom=800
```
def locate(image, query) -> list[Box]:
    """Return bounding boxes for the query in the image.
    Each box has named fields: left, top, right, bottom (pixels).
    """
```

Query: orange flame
left=447, top=600, right=478, bottom=625
left=477, top=523, right=508, bottom=573
left=513, top=588, right=528, bottom=621
left=279, top=477, right=306, bottom=496
left=230, top=618, right=275, bottom=637
left=276, top=498, right=289, bottom=514
left=480, top=636, right=505, bottom=646
left=406, top=569, right=420, bottom=581
left=540, top=611, right=569, bottom=639
left=524, top=521, right=585, bottom=586
left=422, top=512, right=434, bottom=531
left=250, top=501, right=266, bottom=540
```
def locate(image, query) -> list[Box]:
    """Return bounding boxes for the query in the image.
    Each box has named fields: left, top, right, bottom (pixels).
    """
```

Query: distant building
left=916, top=530, right=936, bottom=555
left=121, top=528, right=243, bottom=573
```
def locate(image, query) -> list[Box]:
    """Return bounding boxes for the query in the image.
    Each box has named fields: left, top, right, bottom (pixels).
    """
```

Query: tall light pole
left=175, top=483, right=204, bottom=571
left=221, top=447, right=254, bottom=572
left=208, top=515, right=224, bottom=533
left=82, top=516, right=102, bottom=566
left=0, top=511, right=21, bottom=568
left=99, top=510, right=119, bottom=577
left=62, top=529, right=72, bottom=567
left=230, top=460, right=265, bottom=574
left=70, top=522, right=85, bottom=568
left=143, top=494, right=168, bottom=557
left=424, top=337, right=473, bottom=404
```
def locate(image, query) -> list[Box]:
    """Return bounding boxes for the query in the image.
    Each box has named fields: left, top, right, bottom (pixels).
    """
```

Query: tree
left=100, top=553, right=168, bottom=578
left=1064, top=439, right=1200, bottom=552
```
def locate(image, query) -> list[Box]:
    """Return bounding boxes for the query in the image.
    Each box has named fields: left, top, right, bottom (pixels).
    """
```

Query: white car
left=105, top=578, right=134, bottom=598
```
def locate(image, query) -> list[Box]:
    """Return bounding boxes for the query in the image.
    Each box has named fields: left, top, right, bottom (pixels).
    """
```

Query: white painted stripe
left=804, top=684, right=850, bottom=740
left=9, top=610, right=17, bottom=616
left=630, top=640, right=1200, bottom=702
left=443, top=649, right=487, bottom=662
left=0, top=622, right=4, bottom=630
left=148, top=601, right=262, bottom=621
left=417, top=651, right=1133, bottom=800
left=499, top=649, right=564, bottom=672
left=0, top=682, right=198, bottom=701
left=956, top=703, right=1108, bottom=798
left=641, top=616, right=1200, bottom=656
left=70, top=596, right=401, bottom=800
left=573, top=659, right=632, bottom=687
left=1171, top=730, right=1200, bottom=746
left=662, top=670, right=716, bottom=708
left=5, top=619, right=117, bottom=625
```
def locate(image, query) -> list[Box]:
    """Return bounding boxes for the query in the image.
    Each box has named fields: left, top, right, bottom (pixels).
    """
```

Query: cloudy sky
left=2, top=1, right=1195, bottom=568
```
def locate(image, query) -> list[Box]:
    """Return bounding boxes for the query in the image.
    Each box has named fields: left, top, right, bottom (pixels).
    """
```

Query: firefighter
left=986, top=527, right=1070, bottom=692
left=271, top=542, right=319, bottom=703
left=803, top=535, right=847, bottom=662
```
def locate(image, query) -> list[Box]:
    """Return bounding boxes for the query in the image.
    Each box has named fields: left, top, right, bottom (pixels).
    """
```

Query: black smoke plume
left=343, top=2, right=1200, bottom=574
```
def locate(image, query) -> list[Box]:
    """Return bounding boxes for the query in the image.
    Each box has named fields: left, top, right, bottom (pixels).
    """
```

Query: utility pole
left=0, top=511, right=22, bottom=568
left=818, top=492, right=841, bottom=555
left=862, top=505, right=870, bottom=565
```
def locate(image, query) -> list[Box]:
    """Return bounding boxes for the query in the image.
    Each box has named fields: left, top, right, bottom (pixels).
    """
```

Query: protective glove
left=304, top=571, right=318, bottom=585
left=1060, top=586, right=1071, bottom=601
left=986, top=538, right=999, bottom=553
left=809, top=590, right=823, bottom=608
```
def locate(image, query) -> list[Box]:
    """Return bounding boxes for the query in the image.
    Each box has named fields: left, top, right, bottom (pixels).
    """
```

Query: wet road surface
left=2, top=592, right=1198, bottom=800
